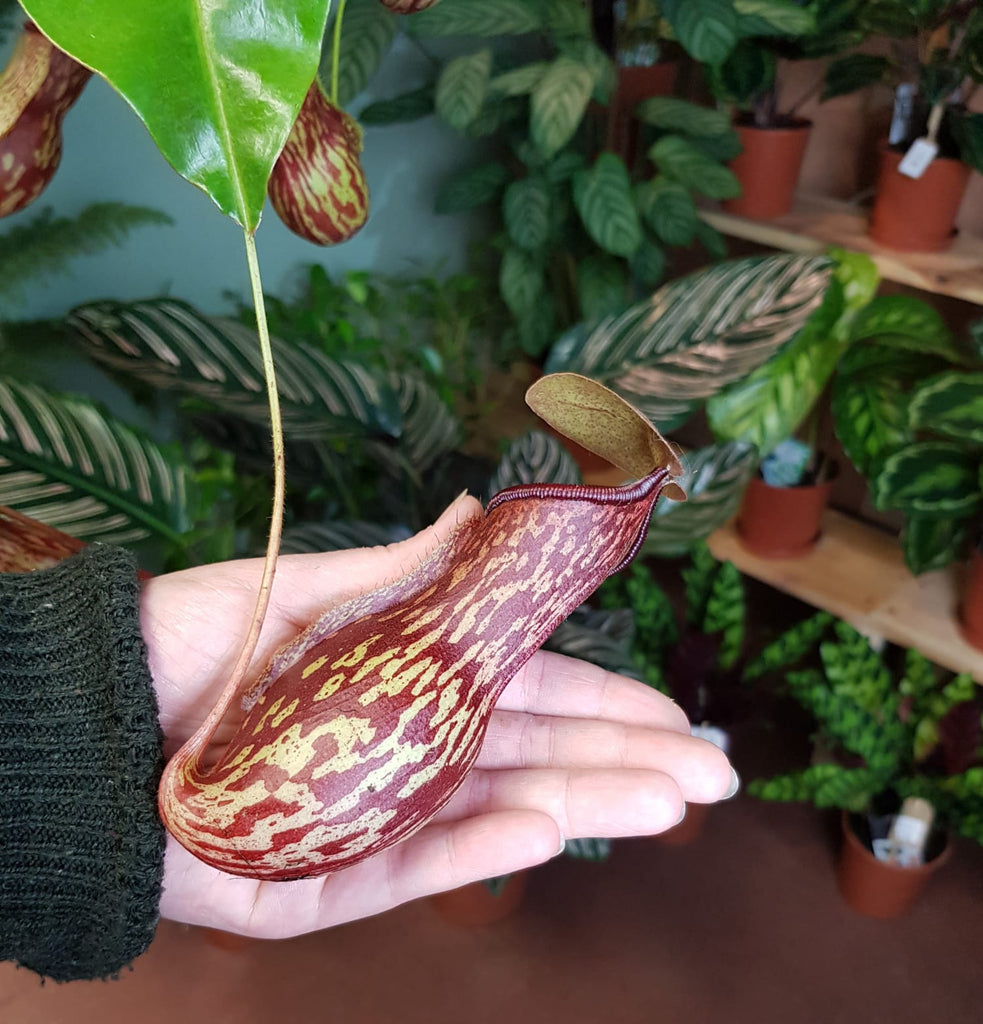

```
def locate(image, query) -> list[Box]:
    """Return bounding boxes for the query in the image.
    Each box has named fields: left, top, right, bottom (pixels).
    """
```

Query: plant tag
left=898, top=138, right=938, bottom=179
left=691, top=723, right=730, bottom=754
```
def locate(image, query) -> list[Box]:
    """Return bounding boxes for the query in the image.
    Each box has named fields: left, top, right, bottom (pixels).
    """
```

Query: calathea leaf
left=489, top=63, right=550, bottom=97
left=823, top=54, right=891, bottom=101
left=391, top=372, right=462, bottom=472
left=901, top=514, right=972, bottom=575
left=499, top=245, right=544, bottom=319
left=634, top=97, right=732, bottom=138
left=503, top=175, right=553, bottom=251
left=327, top=0, right=398, bottom=107
left=661, top=0, right=739, bottom=64
left=530, top=56, right=595, bottom=159
left=557, top=37, right=617, bottom=104
left=435, top=161, right=511, bottom=213
left=831, top=363, right=910, bottom=479
left=281, top=520, right=410, bottom=554
left=847, top=294, right=963, bottom=363
left=649, top=135, right=741, bottom=200
left=358, top=85, right=435, bottom=125
left=577, top=255, right=629, bottom=321
left=643, top=441, right=758, bottom=557
left=66, top=298, right=401, bottom=441
left=908, top=372, right=983, bottom=444
left=572, top=153, right=642, bottom=258
left=733, top=0, right=816, bottom=35
left=0, top=376, right=191, bottom=545
left=630, top=236, right=667, bottom=289
left=22, top=0, right=333, bottom=230
left=487, top=430, right=580, bottom=495
left=408, top=0, right=545, bottom=37
left=545, top=254, right=834, bottom=431
left=872, top=442, right=983, bottom=516
left=635, top=177, right=698, bottom=247
left=435, top=50, right=492, bottom=132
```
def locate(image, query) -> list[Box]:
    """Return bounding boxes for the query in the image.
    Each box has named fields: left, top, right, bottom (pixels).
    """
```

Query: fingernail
left=674, top=804, right=687, bottom=827
left=554, top=837, right=566, bottom=858
left=723, top=767, right=741, bottom=801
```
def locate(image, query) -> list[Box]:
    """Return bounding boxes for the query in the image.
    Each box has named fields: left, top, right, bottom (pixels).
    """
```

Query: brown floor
left=3, top=795, right=982, bottom=1024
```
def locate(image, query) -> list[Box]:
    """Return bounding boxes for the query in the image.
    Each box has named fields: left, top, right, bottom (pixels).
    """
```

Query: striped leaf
left=544, top=0, right=592, bottom=38
left=0, top=376, right=191, bottom=545
left=562, top=837, right=613, bottom=861
left=577, top=255, right=629, bottom=321
left=848, top=294, right=963, bottom=363
left=503, top=175, right=553, bottom=251
left=644, top=441, right=757, bottom=557
left=635, top=97, right=732, bottom=138
left=435, top=161, right=511, bottom=213
left=900, top=514, right=971, bottom=575
left=661, top=0, right=739, bottom=64
left=545, top=608, right=639, bottom=681
left=281, top=520, right=410, bottom=554
left=392, top=373, right=462, bottom=472
left=408, top=0, right=544, bottom=36
left=909, top=372, right=983, bottom=443
left=488, top=430, right=580, bottom=495
left=499, top=245, right=545, bottom=317
left=635, top=177, right=697, bottom=247
left=649, top=135, right=741, bottom=200
left=489, top=62, right=549, bottom=97
left=530, top=56, right=594, bottom=159
left=708, top=255, right=879, bottom=454
left=572, top=153, right=642, bottom=258
left=435, top=50, right=492, bottom=132
left=546, top=254, right=833, bottom=430
left=872, top=442, right=983, bottom=516
left=66, top=298, right=401, bottom=441
left=558, top=37, right=617, bottom=104
left=329, top=0, right=398, bottom=107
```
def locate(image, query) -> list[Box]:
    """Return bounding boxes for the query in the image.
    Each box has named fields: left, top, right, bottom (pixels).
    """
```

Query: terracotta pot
left=736, top=475, right=833, bottom=559
left=837, top=812, right=950, bottom=919
left=429, top=872, right=527, bottom=927
left=869, top=145, right=972, bottom=252
left=722, top=120, right=812, bottom=221
left=958, top=548, right=983, bottom=651
left=610, top=62, right=678, bottom=165
left=656, top=802, right=709, bottom=845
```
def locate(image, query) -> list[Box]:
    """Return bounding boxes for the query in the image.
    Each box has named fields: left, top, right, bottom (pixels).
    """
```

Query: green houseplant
left=854, top=0, right=983, bottom=250
left=747, top=617, right=983, bottom=916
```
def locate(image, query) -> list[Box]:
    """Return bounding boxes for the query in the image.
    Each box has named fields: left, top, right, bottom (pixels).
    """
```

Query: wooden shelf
left=701, top=193, right=983, bottom=307
left=708, top=509, right=983, bottom=682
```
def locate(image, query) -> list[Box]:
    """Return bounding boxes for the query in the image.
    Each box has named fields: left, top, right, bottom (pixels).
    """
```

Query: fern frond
left=0, top=203, right=173, bottom=302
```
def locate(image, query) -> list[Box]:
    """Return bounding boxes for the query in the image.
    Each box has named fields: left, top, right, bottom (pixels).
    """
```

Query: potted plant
left=704, top=0, right=870, bottom=220
left=747, top=618, right=983, bottom=918
left=852, top=0, right=983, bottom=251
left=830, top=303, right=983, bottom=639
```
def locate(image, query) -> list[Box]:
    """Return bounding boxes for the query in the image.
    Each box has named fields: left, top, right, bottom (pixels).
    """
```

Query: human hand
left=140, top=495, right=736, bottom=938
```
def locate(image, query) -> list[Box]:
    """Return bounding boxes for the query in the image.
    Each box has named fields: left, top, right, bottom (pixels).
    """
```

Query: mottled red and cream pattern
left=159, top=470, right=670, bottom=880
left=0, top=22, right=91, bottom=218
left=267, top=82, right=369, bottom=246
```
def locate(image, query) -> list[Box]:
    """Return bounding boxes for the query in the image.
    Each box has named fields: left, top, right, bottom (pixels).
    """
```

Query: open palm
left=140, top=496, right=735, bottom=938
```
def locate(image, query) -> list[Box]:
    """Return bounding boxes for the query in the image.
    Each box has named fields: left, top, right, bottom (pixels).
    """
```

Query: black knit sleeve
left=0, top=544, right=165, bottom=982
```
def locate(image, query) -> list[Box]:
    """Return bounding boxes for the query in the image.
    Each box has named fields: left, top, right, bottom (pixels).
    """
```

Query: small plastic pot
left=736, top=475, right=833, bottom=559
left=723, top=119, right=812, bottom=221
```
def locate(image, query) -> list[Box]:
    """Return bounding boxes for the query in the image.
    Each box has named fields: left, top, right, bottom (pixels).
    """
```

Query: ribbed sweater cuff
left=0, top=545, right=164, bottom=982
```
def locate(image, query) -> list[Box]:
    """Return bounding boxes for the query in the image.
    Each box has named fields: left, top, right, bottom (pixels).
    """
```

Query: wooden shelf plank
left=708, top=510, right=983, bottom=682
left=701, top=193, right=983, bottom=307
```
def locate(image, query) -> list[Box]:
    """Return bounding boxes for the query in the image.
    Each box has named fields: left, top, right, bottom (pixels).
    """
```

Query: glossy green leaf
left=358, top=85, right=435, bottom=125
left=635, top=97, right=732, bottom=138
left=67, top=298, right=401, bottom=440
left=643, top=441, right=758, bottom=557
left=822, top=54, right=891, bottom=102
left=909, top=372, right=983, bottom=443
left=530, top=56, right=594, bottom=159
left=649, top=136, right=742, bottom=200
left=544, top=0, right=592, bottom=39
left=503, top=176, right=553, bottom=252
left=329, top=0, right=398, bottom=107
left=408, top=0, right=544, bottom=37
left=690, top=129, right=744, bottom=163
left=872, top=442, right=983, bottom=516
left=435, top=49, right=492, bottom=132
left=572, top=153, right=642, bottom=258
left=630, top=236, right=668, bottom=289
left=661, top=0, right=739, bottom=64
left=577, top=256, right=629, bottom=322
left=546, top=254, right=834, bottom=430
left=635, top=177, right=698, bottom=247
left=434, top=162, right=511, bottom=213
left=465, top=95, right=525, bottom=139
left=558, top=38, right=618, bottom=104
left=0, top=376, right=191, bottom=545
left=488, top=430, right=580, bottom=494
left=831, top=364, right=909, bottom=478
left=709, top=39, right=775, bottom=106
left=22, top=0, right=332, bottom=230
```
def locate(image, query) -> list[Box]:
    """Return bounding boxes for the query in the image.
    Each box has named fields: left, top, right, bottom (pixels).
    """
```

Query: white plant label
left=898, top=138, right=938, bottom=179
